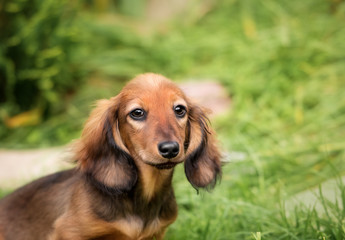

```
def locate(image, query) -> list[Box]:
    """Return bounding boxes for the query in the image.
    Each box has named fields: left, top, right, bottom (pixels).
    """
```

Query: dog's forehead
left=122, top=74, right=186, bottom=105
left=125, top=74, right=177, bottom=91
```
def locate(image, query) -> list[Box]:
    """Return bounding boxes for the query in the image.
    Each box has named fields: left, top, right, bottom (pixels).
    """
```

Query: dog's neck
left=135, top=160, right=174, bottom=201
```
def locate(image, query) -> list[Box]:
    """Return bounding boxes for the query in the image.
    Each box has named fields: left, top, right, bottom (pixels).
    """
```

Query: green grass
left=162, top=1, right=345, bottom=238
left=1, top=0, right=345, bottom=239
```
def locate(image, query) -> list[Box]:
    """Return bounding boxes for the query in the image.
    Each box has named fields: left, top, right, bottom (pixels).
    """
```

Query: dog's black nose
left=158, top=141, right=179, bottom=159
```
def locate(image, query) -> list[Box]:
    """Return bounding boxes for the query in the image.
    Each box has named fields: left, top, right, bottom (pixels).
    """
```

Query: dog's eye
left=130, top=108, right=146, bottom=120
left=174, top=105, right=187, bottom=118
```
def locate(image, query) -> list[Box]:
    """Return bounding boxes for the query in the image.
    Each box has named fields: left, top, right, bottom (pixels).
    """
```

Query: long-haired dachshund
left=0, top=73, right=221, bottom=240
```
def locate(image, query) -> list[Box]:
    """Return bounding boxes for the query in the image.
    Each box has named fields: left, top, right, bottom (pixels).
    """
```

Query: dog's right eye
left=129, top=108, right=146, bottom=120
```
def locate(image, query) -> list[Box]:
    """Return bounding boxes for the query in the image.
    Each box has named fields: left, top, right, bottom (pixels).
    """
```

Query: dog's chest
left=111, top=216, right=165, bottom=239
left=106, top=196, right=177, bottom=239
left=88, top=182, right=178, bottom=239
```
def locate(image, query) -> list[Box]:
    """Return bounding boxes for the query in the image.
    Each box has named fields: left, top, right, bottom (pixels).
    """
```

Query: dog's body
left=0, top=73, right=221, bottom=240
left=0, top=169, right=177, bottom=239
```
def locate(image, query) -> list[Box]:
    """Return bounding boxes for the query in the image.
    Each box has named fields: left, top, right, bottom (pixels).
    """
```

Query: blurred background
left=1, top=0, right=345, bottom=239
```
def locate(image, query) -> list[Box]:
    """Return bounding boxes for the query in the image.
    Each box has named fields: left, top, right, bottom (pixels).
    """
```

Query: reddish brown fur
left=0, top=73, right=221, bottom=240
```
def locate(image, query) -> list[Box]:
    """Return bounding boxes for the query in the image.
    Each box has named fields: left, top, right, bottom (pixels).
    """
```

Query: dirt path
left=0, top=147, right=73, bottom=189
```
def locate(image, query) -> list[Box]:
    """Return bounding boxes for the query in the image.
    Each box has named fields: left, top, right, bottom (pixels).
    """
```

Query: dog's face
left=76, top=73, right=221, bottom=194
left=117, top=76, right=189, bottom=169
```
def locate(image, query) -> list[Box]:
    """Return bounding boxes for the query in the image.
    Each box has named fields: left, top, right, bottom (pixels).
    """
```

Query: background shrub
left=0, top=0, right=82, bottom=121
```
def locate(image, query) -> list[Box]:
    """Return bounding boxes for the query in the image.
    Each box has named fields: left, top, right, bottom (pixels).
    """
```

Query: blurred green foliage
left=0, top=0, right=83, bottom=118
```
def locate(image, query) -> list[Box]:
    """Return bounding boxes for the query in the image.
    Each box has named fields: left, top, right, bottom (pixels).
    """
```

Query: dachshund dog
left=0, top=73, right=221, bottom=240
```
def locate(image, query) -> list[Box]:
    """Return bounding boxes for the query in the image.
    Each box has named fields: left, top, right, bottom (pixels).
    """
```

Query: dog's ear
left=75, top=97, right=137, bottom=195
left=184, top=103, right=221, bottom=190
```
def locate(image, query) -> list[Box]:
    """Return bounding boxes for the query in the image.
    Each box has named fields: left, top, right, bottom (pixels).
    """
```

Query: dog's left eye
left=174, top=105, right=187, bottom=118
left=130, top=108, right=146, bottom=120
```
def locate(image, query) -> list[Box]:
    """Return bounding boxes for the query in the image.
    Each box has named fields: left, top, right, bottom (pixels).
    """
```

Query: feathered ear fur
left=184, top=104, right=221, bottom=190
left=75, top=97, right=137, bottom=195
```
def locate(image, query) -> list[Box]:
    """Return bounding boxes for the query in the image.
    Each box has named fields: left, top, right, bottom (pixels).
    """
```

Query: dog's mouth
left=145, top=161, right=182, bottom=170
left=154, top=162, right=178, bottom=169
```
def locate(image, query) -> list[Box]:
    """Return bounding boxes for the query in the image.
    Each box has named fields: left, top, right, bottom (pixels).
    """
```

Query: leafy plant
left=0, top=0, right=83, bottom=123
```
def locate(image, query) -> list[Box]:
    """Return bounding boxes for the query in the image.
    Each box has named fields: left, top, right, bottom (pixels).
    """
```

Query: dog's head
left=75, top=73, right=221, bottom=194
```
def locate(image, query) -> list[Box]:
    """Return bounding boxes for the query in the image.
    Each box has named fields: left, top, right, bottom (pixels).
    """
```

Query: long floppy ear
left=184, top=103, right=221, bottom=190
left=74, top=97, right=137, bottom=195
